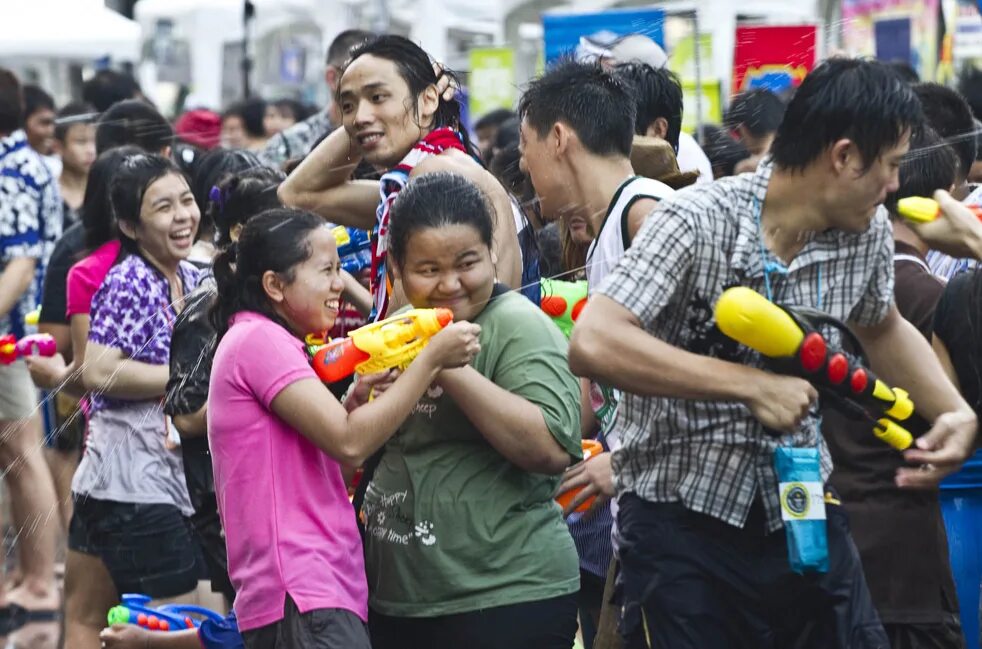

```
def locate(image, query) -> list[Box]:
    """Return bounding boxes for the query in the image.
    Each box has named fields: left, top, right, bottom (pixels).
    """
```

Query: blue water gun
left=107, top=594, right=224, bottom=632
left=332, top=226, right=372, bottom=275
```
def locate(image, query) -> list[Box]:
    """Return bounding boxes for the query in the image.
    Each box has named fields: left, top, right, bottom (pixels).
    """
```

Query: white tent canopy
left=0, top=0, right=141, bottom=61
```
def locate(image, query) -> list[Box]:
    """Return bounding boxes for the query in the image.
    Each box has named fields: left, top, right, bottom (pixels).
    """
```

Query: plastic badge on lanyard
left=774, top=446, right=828, bottom=573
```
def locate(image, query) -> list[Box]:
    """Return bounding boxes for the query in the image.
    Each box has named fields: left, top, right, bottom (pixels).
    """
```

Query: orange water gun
left=714, top=287, right=914, bottom=450
left=555, top=440, right=604, bottom=513
left=309, top=308, right=453, bottom=383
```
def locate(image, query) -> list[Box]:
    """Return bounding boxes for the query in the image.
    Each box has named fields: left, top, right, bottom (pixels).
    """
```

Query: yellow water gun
left=309, top=308, right=453, bottom=383
left=714, top=287, right=914, bottom=450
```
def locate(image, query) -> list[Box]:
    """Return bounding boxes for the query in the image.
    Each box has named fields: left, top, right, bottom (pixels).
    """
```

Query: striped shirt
left=596, top=161, right=895, bottom=531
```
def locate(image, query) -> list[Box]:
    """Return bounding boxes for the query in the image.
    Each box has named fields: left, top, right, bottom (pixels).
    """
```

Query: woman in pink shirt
left=208, top=208, right=480, bottom=649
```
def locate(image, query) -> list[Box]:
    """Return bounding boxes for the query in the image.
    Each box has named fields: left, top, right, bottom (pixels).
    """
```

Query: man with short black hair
left=570, top=58, right=976, bottom=649
left=0, top=67, right=60, bottom=618
left=261, top=29, right=374, bottom=168
left=726, top=88, right=785, bottom=174
left=22, top=85, right=56, bottom=157
left=473, top=108, right=516, bottom=162
left=614, top=62, right=683, bottom=153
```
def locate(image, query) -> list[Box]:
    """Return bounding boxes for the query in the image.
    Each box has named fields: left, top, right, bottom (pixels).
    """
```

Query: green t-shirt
left=361, top=291, right=583, bottom=617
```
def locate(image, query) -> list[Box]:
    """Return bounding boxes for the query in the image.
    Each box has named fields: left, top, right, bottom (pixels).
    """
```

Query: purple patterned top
left=88, top=253, right=200, bottom=414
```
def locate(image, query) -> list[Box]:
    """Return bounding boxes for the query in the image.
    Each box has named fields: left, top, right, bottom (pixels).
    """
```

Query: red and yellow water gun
left=0, top=333, right=56, bottom=365
left=714, top=287, right=914, bottom=450
left=309, top=308, right=454, bottom=383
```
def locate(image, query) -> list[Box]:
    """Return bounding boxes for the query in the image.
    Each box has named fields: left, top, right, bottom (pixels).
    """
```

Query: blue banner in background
left=542, top=7, right=665, bottom=65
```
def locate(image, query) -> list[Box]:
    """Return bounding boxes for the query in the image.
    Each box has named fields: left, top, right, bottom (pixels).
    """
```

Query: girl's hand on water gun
left=25, top=352, right=67, bottom=390
left=421, top=321, right=481, bottom=370
left=346, top=369, right=400, bottom=410
left=99, top=623, right=152, bottom=649
left=557, top=451, right=614, bottom=517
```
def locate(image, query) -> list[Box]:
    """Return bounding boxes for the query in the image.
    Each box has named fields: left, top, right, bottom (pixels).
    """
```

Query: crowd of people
left=2, top=26, right=982, bottom=649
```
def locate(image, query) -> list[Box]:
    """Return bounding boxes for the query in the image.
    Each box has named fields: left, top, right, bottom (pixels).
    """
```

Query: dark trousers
left=369, top=592, right=578, bottom=649
left=617, top=493, right=888, bottom=649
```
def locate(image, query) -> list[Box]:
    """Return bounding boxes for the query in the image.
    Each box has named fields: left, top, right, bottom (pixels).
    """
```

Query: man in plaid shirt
left=570, top=58, right=978, bottom=648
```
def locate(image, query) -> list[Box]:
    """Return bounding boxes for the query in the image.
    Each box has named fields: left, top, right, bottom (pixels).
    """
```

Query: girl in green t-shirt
left=362, top=171, right=583, bottom=649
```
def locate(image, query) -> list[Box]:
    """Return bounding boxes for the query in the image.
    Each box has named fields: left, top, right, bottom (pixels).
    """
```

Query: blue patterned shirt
left=0, top=130, right=62, bottom=338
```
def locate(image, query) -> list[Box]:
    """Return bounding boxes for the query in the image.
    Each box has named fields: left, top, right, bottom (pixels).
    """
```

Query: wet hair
left=209, top=166, right=284, bottom=247
left=537, top=221, right=563, bottom=279
left=342, top=35, right=477, bottom=157
left=887, top=60, right=920, bottom=84
left=388, top=172, right=494, bottom=266
left=55, top=102, right=96, bottom=142
left=0, top=68, right=22, bottom=134
left=223, top=98, right=267, bottom=139
left=884, top=125, right=957, bottom=216
left=96, top=99, right=173, bottom=155
left=109, top=153, right=188, bottom=254
left=913, top=83, right=977, bottom=182
left=190, top=148, right=264, bottom=238
left=210, top=208, right=325, bottom=337
left=770, top=58, right=923, bottom=172
left=80, top=145, right=142, bottom=254
left=615, top=63, right=683, bottom=151
left=22, top=85, right=54, bottom=118
left=327, top=29, right=374, bottom=68
left=725, top=89, right=785, bottom=137
left=519, top=59, right=636, bottom=158
left=82, top=70, right=142, bottom=113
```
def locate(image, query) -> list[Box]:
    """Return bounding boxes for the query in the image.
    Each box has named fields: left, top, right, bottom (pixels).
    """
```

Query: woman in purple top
left=64, top=153, right=203, bottom=649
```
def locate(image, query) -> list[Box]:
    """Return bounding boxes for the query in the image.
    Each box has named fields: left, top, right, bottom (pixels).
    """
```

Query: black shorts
left=189, top=495, right=235, bottom=602
left=242, top=596, right=370, bottom=649
left=68, top=496, right=200, bottom=599
left=617, top=493, right=889, bottom=649
left=369, top=592, right=579, bottom=649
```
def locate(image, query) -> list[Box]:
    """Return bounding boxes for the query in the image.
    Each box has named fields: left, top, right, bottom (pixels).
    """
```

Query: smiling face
left=25, top=107, right=55, bottom=155
left=394, top=224, right=495, bottom=323
left=130, top=172, right=200, bottom=270
left=270, top=226, right=345, bottom=336
left=337, top=55, right=438, bottom=168
left=519, top=117, right=567, bottom=225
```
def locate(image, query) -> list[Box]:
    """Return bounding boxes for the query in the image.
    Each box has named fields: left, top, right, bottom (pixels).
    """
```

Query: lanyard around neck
left=753, top=196, right=823, bottom=308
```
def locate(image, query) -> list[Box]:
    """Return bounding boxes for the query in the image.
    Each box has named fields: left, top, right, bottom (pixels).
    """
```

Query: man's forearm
left=569, top=296, right=762, bottom=402
left=855, top=309, right=974, bottom=421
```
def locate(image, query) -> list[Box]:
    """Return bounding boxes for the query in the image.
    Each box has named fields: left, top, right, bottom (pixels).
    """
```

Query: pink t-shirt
left=208, top=311, right=368, bottom=631
left=65, top=240, right=121, bottom=318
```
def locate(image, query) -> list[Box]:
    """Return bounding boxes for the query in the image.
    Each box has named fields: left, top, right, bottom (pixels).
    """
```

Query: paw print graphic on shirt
left=414, top=520, right=436, bottom=546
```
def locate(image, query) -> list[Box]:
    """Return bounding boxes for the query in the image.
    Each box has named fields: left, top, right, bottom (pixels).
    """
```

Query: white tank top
left=586, top=176, right=674, bottom=288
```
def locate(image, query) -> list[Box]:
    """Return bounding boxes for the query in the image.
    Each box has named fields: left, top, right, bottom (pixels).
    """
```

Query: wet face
left=831, top=131, right=909, bottom=232
left=274, top=227, right=345, bottom=336
left=395, top=224, right=495, bottom=323
left=25, top=107, right=55, bottom=155
left=519, top=118, right=566, bottom=224
left=132, top=172, right=200, bottom=270
left=338, top=55, right=436, bottom=168
left=221, top=116, right=248, bottom=149
left=57, top=123, right=96, bottom=174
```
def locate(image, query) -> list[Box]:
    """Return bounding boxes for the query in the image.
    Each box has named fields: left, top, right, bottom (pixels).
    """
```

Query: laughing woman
left=65, top=154, right=202, bottom=649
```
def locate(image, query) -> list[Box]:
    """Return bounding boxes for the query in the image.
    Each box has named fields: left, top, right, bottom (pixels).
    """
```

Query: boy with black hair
left=22, top=85, right=55, bottom=157
left=95, top=99, right=173, bottom=156
left=823, top=126, right=966, bottom=649
left=473, top=108, right=516, bottom=162
left=220, top=98, right=267, bottom=150
left=0, top=67, right=61, bottom=620
left=519, top=59, right=675, bottom=649
left=53, top=102, right=96, bottom=224
left=570, top=57, right=976, bottom=649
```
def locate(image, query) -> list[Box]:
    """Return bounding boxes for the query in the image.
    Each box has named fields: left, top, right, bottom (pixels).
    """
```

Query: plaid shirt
left=596, top=161, right=895, bottom=531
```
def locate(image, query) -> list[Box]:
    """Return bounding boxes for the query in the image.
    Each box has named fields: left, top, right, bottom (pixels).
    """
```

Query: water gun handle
left=874, top=418, right=914, bottom=451
left=555, top=440, right=604, bottom=513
